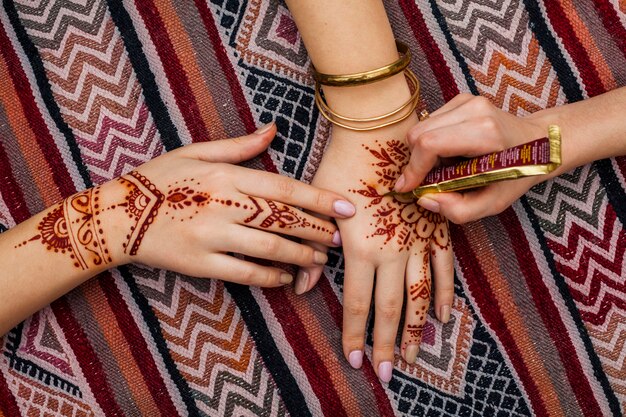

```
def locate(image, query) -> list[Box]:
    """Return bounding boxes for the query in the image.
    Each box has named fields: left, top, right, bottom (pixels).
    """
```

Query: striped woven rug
left=1, top=0, right=625, bottom=416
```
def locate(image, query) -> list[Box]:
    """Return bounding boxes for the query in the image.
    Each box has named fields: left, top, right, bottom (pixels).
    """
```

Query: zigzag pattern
left=586, top=309, right=626, bottom=408
left=528, top=166, right=626, bottom=324
left=16, top=1, right=163, bottom=183
left=437, top=0, right=565, bottom=114
left=129, top=266, right=286, bottom=415
left=15, top=0, right=107, bottom=51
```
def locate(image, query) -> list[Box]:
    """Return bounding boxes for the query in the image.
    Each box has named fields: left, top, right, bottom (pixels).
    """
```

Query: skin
left=286, top=0, right=455, bottom=381
left=0, top=124, right=357, bottom=336
left=394, top=88, right=626, bottom=224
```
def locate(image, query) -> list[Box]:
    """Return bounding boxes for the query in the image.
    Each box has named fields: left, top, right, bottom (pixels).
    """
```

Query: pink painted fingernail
left=333, top=200, right=356, bottom=217
left=417, top=197, right=440, bottom=213
left=332, top=230, right=342, bottom=246
left=405, top=344, right=419, bottom=364
left=378, top=361, right=393, bottom=383
left=348, top=350, right=363, bottom=369
left=394, top=174, right=406, bottom=191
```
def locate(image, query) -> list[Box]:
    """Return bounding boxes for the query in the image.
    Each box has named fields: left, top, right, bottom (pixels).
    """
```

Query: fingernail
left=417, top=197, right=440, bottom=213
left=313, top=251, right=327, bottom=265
left=254, top=122, right=274, bottom=135
left=440, top=304, right=451, bottom=324
left=332, top=230, right=342, bottom=246
left=394, top=174, right=406, bottom=191
left=280, top=273, right=293, bottom=285
left=333, top=200, right=356, bottom=217
left=378, top=361, right=393, bottom=383
left=405, top=344, right=419, bottom=364
left=295, top=270, right=309, bottom=295
left=348, top=350, right=363, bottom=369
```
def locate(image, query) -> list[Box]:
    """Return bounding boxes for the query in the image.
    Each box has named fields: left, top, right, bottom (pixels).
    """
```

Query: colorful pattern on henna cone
left=350, top=140, right=449, bottom=251
left=118, top=171, right=164, bottom=256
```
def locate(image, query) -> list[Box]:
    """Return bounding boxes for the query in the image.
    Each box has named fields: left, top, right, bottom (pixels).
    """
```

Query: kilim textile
left=0, top=0, right=625, bottom=416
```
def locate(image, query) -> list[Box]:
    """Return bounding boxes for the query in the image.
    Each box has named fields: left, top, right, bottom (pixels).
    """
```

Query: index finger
left=234, top=168, right=357, bottom=219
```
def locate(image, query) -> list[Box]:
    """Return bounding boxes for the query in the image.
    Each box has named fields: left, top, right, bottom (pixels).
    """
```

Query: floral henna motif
left=15, top=187, right=112, bottom=269
left=117, top=171, right=164, bottom=256
left=164, top=178, right=210, bottom=221
left=350, top=140, right=450, bottom=252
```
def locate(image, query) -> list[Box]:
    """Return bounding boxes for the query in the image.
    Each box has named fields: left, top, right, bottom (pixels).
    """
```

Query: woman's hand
left=298, top=117, right=454, bottom=382
left=394, top=94, right=548, bottom=224
left=98, top=124, right=356, bottom=285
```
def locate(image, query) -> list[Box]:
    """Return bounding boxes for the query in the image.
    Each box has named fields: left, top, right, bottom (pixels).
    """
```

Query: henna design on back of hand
left=118, top=171, right=164, bottom=256
left=350, top=140, right=450, bottom=252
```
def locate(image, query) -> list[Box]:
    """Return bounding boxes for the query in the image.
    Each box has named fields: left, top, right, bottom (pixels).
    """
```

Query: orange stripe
left=154, top=0, right=226, bottom=140
left=470, top=222, right=567, bottom=417
left=0, top=54, right=61, bottom=207
left=285, top=289, right=365, bottom=414
left=559, top=0, right=616, bottom=91
left=81, top=280, right=161, bottom=416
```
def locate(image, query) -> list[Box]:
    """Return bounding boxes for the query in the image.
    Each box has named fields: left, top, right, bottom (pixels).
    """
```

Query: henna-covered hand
left=13, top=124, right=356, bottom=287
left=303, top=119, right=454, bottom=383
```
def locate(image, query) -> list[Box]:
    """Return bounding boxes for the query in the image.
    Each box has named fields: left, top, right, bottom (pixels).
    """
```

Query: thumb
left=417, top=187, right=499, bottom=225
left=183, top=122, right=276, bottom=163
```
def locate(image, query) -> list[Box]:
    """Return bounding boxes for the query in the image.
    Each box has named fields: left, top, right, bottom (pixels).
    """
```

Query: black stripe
left=522, top=0, right=626, bottom=228
left=105, top=0, right=182, bottom=151
left=118, top=266, right=200, bottom=417
left=521, top=0, right=584, bottom=102
left=520, top=199, right=621, bottom=415
left=427, top=0, right=479, bottom=95
left=3, top=0, right=93, bottom=189
left=224, top=282, right=313, bottom=417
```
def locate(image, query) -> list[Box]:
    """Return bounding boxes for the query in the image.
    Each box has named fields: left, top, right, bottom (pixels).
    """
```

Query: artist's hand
left=298, top=118, right=454, bottom=382
left=99, top=124, right=355, bottom=285
left=394, top=94, right=547, bottom=224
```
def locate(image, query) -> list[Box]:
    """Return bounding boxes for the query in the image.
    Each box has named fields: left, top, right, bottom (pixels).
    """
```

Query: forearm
left=0, top=179, right=129, bottom=336
left=286, top=0, right=411, bottom=122
left=529, top=86, right=626, bottom=177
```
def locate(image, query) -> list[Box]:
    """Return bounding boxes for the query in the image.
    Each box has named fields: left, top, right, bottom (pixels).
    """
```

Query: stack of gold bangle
left=311, top=40, right=422, bottom=131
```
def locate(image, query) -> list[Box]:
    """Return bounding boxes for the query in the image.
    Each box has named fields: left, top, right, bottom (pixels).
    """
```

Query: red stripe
left=593, top=0, right=626, bottom=60
left=399, top=0, right=459, bottom=101
left=0, top=141, right=29, bottom=224
left=133, top=0, right=210, bottom=142
left=262, top=288, right=349, bottom=417
left=450, top=223, right=550, bottom=417
left=98, top=272, right=179, bottom=417
left=543, top=1, right=606, bottom=97
left=192, top=1, right=277, bottom=172
left=51, top=297, right=125, bottom=416
left=0, top=368, right=21, bottom=417
left=317, top=277, right=396, bottom=417
left=499, top=208, right=604, bottom=416
left=0, top=22, right=75, bottom=198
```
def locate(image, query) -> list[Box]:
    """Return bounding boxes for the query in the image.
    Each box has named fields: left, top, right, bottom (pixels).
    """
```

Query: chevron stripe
left=15, top=1, right=163, bottom=183
left=14, top=0, right=106, bottom=50
left=587, top=309, right=626, bottom=409
left=130, top=267, right=287, bottom=415
left=437, top=0, right=566, bottom=114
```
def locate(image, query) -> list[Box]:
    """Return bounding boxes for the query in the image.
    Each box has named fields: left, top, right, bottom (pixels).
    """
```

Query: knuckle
left=238, top=266, right=257, bottom=285
left=472, top=96, right=494, bottom=113
left=377, top=303, right=402, bottom=321
left=419, top=131, right=439, bottom=151
left=374, top=341, right=397, bottom=353
left=315, top=191, right=331, bottom=211
left=345, top=300, right=371, bottom=318
left=277, top=178, right=297, bottom=198
left=260, top=235, right=281, bottom=254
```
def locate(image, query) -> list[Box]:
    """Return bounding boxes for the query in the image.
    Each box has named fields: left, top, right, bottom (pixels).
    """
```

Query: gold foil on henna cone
left=350, top=139, right=450, bottom=252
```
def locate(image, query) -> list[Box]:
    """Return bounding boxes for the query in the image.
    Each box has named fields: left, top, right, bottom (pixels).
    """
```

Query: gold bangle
left=314, top=68, right=421, bottom=131
left=315, top=69, right=420, bottom=122
left=311, top=40, right=411, bottom=87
